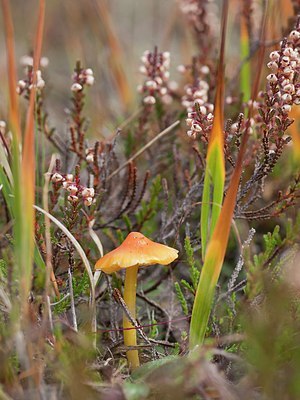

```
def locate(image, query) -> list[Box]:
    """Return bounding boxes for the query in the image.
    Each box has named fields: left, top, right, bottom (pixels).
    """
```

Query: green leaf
left=131, top=356, right=179, bottom=381
left=123, top=381, right=149, bottom=400
left=174, top=282, right=189, bottom=315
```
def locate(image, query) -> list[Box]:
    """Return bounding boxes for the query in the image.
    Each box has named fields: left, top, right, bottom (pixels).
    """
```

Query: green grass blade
left=210, top=145, right=225, bottom=233
left=200, top=166, right=211, bottom=260
left=200, top=0, right=228, bottom=260
left=34, top=205, right=95, bottom=313
left=20, top=0, right=45, bottom=301
left=0, top=142, right=13, bottom=184
left=0, top=166, right=13, bottom=217
left=190, top=2, right=268, bottom=350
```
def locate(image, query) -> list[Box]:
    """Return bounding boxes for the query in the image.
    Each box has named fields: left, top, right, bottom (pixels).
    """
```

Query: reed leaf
left=190, top=1, right=268, bottom=350
left=19, top=0, right=45, bottom=304
left=200, top=0, right=228, bottom=260
left=1, top=0, right=23, bottom=310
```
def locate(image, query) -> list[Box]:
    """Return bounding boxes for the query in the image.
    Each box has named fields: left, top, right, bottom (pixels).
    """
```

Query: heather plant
left=0, top=0, right=300, bottom=399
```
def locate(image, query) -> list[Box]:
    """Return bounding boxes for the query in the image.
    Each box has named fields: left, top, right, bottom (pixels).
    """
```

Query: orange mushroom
left=95, top=232, right=178, bottom=369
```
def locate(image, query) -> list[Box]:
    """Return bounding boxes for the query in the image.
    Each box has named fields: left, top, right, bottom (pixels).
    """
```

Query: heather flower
left=17, top=56, right=48, bottom=96
left=241, top=21, right=300, bottom=185
left=85, top=148, right=95, bottom=163
left=68, top=195, right=79, bottom=204
left=138, top=48, right=173, bottom=106
left=71, top=66, right=95, bottom=91
left=51, top=171, right=96, bottom=207
left=179, top=0, right=218, bottom=54
left=0, top=121, right=6, bottom=131
left=71, top=83, right=83, bottom=92
left=84, top=197, right=93, bottom=207
left=20, top=55, right=34, bottom=67
left=51, top=173, right=64, bottom=183
left=182, top=62, right=214, bottom=140
left=254, top=22, right=300, bottom=144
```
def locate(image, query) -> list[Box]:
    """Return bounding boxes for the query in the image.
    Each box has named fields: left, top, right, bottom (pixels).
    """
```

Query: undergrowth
left=0, top=1, right=300, bottom=399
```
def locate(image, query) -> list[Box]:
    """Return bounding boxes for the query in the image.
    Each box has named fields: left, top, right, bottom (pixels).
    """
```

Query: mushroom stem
left=123, top=265, right=140, bottom=369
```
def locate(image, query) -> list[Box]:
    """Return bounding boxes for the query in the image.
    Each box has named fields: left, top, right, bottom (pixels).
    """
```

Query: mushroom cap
left=95, top=232, right=178, bottom=274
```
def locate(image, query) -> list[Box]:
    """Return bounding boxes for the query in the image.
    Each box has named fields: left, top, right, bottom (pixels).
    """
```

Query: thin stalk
left=240, top=14, right=251, bottom=101
left=123, top=265, right=140, bottom=369
left=68, top=267, right=78, bottom=332
left=43, top=155, right=60, bottom=298
left=46, top=295, right=54, bottom=334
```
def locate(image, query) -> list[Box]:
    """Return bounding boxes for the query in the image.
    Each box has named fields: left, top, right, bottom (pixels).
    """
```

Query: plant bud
left=145, top=80, right=158, bottom=90
left=139, top=65, right=147, bottom=75
left=143, top=95, right=156, bottom=105
left=281, top=56, right=290, bottom=66
left=71, top=83, right=83, bottom=92
left=289, top=30, right=300, bottom=42
left=84, top=197, right=93, bottom=206
left=37, top=79, right=45, bottom=89
left=283, top=84, right=295, bottom=94
left=86, top=153, right=94, bottom=163
left=266, top=74, right=278, bottom=83
left=269, top=51, right=280, bottom=61
left=192, top=123, right=202, bottom=132
left=40, top=57, right=49, bottom=67
left=66, top=174, right=74, bottom=182
left=68, top=195, right=79, bottom=203
left=67, top=185, right=78, bottom=195
left=177, top=65, right=186, bottom=73
left=85, top=75, right=95, bottom=86
left=51, top=173, right=63, bottom=183
left=267, top=61, right=278, bottom=71
left=18, top=80, right=27, bottom=89
left=186, top=118, right=193, bottom=127
left=200, top=65, right=209, bottom=74
left=282, top=104, right=291, bottom=113
left=199, top=106, right=207, bottom=115
left=162, top=94, right=172, bottom=104
left=85, top=68, right=93, bottom=76
left=281, top=93, right=292, bottom=102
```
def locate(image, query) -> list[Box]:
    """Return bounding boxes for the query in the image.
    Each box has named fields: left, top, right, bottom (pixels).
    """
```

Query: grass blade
left=20, top=0, right=45, bottom=301
left=33, top=206, right=96, bottom=327
left=0, top=166, right=13, bottom=217
left=0, top=141, right=13, bottom=184
left=190, top=1, right=268, bottom=350
left=200, top=0, right=228, bottom=260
